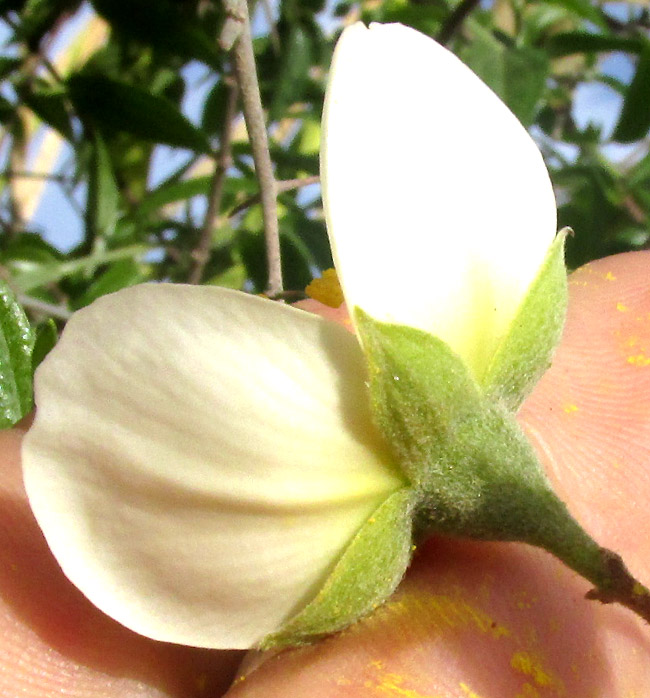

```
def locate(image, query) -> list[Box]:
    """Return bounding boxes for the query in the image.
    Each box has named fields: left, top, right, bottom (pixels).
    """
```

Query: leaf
left=202, top=80, right=230, bottom=139
left=263, top=488, right=413, bottom=648
left=546, top=32, right=644, bottom=57
left=90, top=0, right=221, bottom=69
left=0, top=278, right=34, bottom=428
left=461, top=25, right=548, bottom=126
left=72, top=259, right=150, bottom=309
left=22, top=86, right=73, bottom=139
left=86, top=130, right=120, bottom=240
left=68, top=74, right=212, bottom=153
left=542, top=0, right=608, bottom=29
left=269, top=24, right=313, bottom=122
left=12, top=245, right=150, bottom=293
left=482, top=232, right=568, bottom=411
left=137, top=176, right=212, bottom=218
left=613, top=43, right=650, bottom=143
left=136, top=176, right=257, bottom=219
left=31, top=318, right=57, bottom=372
left=0, top=57, right=21, bottom=78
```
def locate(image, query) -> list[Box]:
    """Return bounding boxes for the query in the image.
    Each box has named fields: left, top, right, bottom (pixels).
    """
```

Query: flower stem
left=528, top=493, right=650, bottom=624
left=417, top=485, right=650, bottom=625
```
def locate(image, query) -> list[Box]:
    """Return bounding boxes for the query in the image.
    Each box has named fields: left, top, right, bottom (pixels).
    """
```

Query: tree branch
left=437, top=0, right=482, bottom=46
left=17, top=294, right=71, bottom=321
left=221, top=0, right=283, bottom=296
left=228, top=175, right=320, bottom=218
left=188, top=80, right=239, bottom=285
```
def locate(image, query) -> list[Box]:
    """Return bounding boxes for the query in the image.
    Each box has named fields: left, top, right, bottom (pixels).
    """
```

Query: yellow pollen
left=563, top=403, right=579, bottom=414
left=305, top=268, right=344, bottom=308
left=627, top=354, right=650, bottom=366
left=617, top=302, right=629, bottom=312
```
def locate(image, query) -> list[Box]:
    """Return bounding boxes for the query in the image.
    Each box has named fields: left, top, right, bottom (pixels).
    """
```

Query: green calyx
left=265, top=233, right=649, bottom=648
left=263, top=488, right=413, bottom=649
left=483, top=229, right=569, bottom=410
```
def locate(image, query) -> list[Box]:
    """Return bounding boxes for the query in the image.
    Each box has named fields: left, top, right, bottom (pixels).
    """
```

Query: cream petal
left=322, top=22, right=557, bottom=380
left=23, top=285, right=402, bottom=649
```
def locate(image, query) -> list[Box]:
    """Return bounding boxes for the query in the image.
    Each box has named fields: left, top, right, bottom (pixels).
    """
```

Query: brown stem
left=188, top=81, right=239, bottom=285
left=585, top=549, right=650, bottom=624
left=228, top=175, right=320, bottom=218
left=222, top=0, right=283, bottom=296
left=437, top=0, right=482, bottom=45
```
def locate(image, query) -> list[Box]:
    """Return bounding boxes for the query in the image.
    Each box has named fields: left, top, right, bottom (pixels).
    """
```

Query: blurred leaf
left=0, top=94, right=15, bottom=123
left=22, top=85, right=73, bottom=139
left=86, top=129, right=120, bottom=239
left=31, top=318, right=57, bottom=372
left=207, top=262, right=247, bottom=289
left=73, top=258, right=150, bottom=309
left=0, top=56, right=21, bottom=78
left=613, top=43, right=650, bottom=143
left=12, top=0, right=81, bottom=48
left=90, top=0, right=220, bottom=69
left=68, top=74, right=212, bottom=153
left=0, top=278, right=34, bottom=428
left=202, top=79, right=230, bottom=138
left=543, top=0, right=608, bottom=28
left=462, top=25, right=548, bottom=126
left=546, top=32, right=644, bottom=57
left=137, top=176, right=211, bottom=218
left=270, top=24, right=313, bottom=121
left=12, top=244, right=150, bottom=293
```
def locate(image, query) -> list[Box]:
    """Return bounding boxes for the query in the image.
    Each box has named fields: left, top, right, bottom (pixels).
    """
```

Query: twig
left=221, top=0, right=283, bottom=296
left=17, top=294, right=71, bottom=321
left=437, top=0, right=482, bottom=45
left=228, top=175, right=320, bottom=218
left=2, top=170, right=72, bottom=183
left=188, top=81, right=239, bottom=284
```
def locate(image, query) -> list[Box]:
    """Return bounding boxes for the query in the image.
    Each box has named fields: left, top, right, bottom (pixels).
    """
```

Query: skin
left=1, top=251, right=649, bottom=697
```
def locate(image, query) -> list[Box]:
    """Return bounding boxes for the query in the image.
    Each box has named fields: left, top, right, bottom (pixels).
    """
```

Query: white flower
left=323, top=23, right=556, bottom=381
left=22, top=22, right=558, bottom=650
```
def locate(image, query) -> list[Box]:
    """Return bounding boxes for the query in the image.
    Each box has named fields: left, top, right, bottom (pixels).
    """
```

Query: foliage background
left=1, top=0, right=650, bottom=327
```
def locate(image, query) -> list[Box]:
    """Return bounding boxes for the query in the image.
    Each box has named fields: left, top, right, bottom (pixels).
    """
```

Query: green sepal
left=262, top=487, right=413, bottom=649
left=355, top=307, right=573, bottom=542
left=482, top=231, right=568, bottom=410
left=0, top=279, right=34, bottom=428
left=354, top=307, right=650, bottom=629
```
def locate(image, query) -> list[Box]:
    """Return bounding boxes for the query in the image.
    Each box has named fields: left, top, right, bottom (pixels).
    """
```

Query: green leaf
left=12, top=244, right=150, bottom=293
left=546, top=32, right=643, bottom=58
left=22, top=86, right=73, bottom=139
left=31, top=318, right=57, bottom=372
left=72, top=259, right=150, bottom=309
left=613, top=43, right=650, bottom=143
left=90, top=0, right=221, bottom=69
left=461, top=25, right=548, bottom=126
left=136, top=176, right=212, bottom=218
left=263, top=488, right=413, bottom=648
left=86, top=130, right=120, bottom=240
left=542, top=0, right=608, bottom=29
left=269, top=25, right=313, bottom=122
left=0, top=57, right=21, bottom=78
left=202, top=80, right=230, bottom=138
left=482, top=232, right=568, bottom=411
left=68, top=74, right=212, bottom=153
left=0, top=278, right=34, bottom=428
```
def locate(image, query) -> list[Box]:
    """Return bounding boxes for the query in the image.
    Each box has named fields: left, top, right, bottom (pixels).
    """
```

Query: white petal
left=322, top=22, right=557, bottom=380
left=23, top=285, right=402, bottom=649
